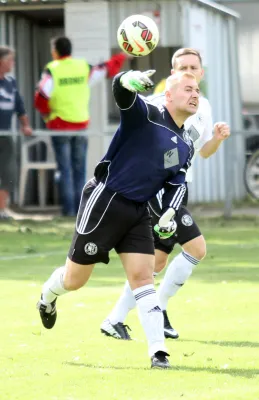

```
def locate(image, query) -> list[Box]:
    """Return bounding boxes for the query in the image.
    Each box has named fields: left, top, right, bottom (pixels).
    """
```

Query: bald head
left=164, top=72, right=200, bottom=125
left=165, top=72, right=197, bottom=92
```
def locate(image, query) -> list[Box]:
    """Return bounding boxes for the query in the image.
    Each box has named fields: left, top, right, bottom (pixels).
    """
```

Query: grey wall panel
left=109, top=0, right=181, bottom=48
left=0, top=13, right=6, bottom=44
left=181, top=0, right=243, bottom=203
left=65, top=1, right=110, bottom=179
left=221, top=1, right=259, bottom=107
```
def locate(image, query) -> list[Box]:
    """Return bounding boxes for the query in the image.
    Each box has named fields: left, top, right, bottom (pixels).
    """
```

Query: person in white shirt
left=100, top=48, right=230, bottom=340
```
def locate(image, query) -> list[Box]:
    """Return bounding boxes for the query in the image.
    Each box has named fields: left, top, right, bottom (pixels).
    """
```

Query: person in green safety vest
left=35, top=36, right=127, bottom=216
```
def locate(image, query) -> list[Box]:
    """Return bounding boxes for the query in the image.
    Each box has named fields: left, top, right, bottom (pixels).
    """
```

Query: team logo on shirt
left=164, top=148, right=179, bottom=169
left=183, top=131, right=192, bottom=146
left=84, top=242, right=98, bottom=255
left=181, top=214, right=193, bottom=226
left=187, top=125, right=200, bottom=143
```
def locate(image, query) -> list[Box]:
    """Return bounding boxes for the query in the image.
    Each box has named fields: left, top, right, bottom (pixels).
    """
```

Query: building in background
left=216, top=0, right=259, bottom=114
left=0, top=0, right=243, bottom=204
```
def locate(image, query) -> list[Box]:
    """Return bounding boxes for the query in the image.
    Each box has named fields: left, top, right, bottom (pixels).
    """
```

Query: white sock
left=133, top=284, right=168, bottom=357
left=107, top=272, right=159, bottom=324
left=42, top=266, right=68, bottom=304
left=158, top=251, right=199, bottom=310
left=108, top=280, right=136, bottom=325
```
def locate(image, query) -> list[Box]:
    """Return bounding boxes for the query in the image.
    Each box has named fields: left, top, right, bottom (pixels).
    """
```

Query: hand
left=214, top=122, right=230, bottom=142
left=154, top=219, right=177, bottom=240
left=154, top=208, right=177, bottom=240
left=21, top=125, right=33, bottom=136
left=120, top=70, right=156, bottom=92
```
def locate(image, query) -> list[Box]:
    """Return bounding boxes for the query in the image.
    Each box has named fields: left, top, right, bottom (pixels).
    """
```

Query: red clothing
left=34, top=53, right=127, bottom=130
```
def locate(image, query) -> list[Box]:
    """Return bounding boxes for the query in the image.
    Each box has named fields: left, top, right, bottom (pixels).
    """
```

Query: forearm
left=34, top=91, right=51, bottom=115
left=162, top=181, right=187, bottom=215
left=112, top=72, right=136, bottom=109
left=199, top=136, right=223, bottom=158
left=18, top=114, right=30, bottom=128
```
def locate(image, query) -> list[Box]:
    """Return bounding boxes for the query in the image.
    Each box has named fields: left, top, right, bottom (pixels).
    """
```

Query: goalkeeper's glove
left=154, top=208, right=177, bottom=240
left=120, top=70, right=156, bottom=92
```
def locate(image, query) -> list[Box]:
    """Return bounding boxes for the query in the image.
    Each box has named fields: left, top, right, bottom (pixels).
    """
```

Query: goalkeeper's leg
left=120, top=252, right=170, bottom=368
left=100, top=248, right=166, bottom=339
left=37, top=259, right=95, bottom=329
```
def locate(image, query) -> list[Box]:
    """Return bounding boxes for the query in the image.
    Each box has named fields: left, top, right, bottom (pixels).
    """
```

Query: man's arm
left=199, top=122, right=230, bottom=158
left=112, top=70, right=155, bottom=126
left=34, top=70, right=52, bottom=117
left=14, top=83, right=32, bottom=136
left=154, top=166, right=188, bottom=239
left=112, top=72, right=137, bottom=109
left=88, top=53, right=127, bottom=87
left=162, top=171, right=187, bottom=214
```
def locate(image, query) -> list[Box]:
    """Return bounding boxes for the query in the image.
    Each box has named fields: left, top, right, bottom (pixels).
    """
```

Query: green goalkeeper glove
left=154, top=220, right=177, bottom=239
left=120, top=70, right=156, bottom=92
left=154, top=208, right=177, bottom=240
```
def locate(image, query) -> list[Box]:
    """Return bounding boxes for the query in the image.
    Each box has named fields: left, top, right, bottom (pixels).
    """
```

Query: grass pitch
left=0, top=217, right=259, bottom=400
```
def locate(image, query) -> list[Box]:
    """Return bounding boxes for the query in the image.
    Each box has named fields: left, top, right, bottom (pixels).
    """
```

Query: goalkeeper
left=37, top=69, right=199, bottom=369
left=101, top=48, right=230, bottom=342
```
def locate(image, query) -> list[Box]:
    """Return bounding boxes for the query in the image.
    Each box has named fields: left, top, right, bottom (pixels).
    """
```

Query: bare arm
left=18, top=115, right=32, bottom=136
left=200, top=122, right=230, bottom=158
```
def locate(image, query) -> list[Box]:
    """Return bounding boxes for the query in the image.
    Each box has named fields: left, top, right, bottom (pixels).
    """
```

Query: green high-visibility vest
left=46, top=58, right=90, bottom=123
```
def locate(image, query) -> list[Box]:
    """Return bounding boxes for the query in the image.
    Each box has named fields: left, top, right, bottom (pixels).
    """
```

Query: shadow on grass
left=64, top=361, right=259, bottom=378
left=181, top=339, right=259, bottom=348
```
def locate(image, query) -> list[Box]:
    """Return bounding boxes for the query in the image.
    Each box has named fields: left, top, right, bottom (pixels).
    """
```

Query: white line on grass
left=0, top=250, right=64, bottom=261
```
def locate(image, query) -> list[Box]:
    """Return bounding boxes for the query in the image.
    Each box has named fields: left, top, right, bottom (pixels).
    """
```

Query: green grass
left=0, top=218, right=259, bottom=400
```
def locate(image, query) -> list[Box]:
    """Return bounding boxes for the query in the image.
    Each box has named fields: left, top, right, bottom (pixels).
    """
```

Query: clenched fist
left=214, top=122, right=230, bottom=141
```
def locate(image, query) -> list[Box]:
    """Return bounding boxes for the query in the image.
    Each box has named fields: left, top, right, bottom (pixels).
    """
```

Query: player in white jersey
left=100, top=48, right=230, bottom=340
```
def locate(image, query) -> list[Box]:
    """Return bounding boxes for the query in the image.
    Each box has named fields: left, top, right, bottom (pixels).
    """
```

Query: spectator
left=34, top=36, right=127, bottom=217
left=0, top=46, right=32, bottom=220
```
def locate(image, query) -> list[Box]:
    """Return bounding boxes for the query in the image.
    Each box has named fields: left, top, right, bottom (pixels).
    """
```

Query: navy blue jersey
left=0, top=76, right=26, bottom=130
left=94, top=73, right=194, bottom=212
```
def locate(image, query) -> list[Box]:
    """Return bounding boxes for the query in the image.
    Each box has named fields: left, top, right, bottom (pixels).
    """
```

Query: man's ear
left=165, top=90, right=172, bottom=102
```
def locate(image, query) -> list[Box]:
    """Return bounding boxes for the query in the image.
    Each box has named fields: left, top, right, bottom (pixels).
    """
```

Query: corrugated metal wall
left=181, top=0, right=243, bottom=203
left=65, top=1, right=110, bottom=179
left=109, top=0, right=181, bottom=47
left=221, top=1, right=259, bottom=109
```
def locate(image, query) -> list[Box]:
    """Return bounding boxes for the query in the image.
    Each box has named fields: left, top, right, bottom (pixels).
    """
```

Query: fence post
left=223, top=134, right=234, bottom=219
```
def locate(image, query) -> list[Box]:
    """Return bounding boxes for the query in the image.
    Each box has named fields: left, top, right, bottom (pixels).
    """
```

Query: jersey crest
left=164, top=148, right=179, bottom=169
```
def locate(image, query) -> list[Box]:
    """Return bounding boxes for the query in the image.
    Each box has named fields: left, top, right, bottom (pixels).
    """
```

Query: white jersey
left=148, top=94, right=213, bottom=183
left=184, top=96, right=213, bottom=182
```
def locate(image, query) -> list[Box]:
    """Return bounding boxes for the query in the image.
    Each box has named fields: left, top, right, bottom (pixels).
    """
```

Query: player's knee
left=183, top=236, right=207, bottom=261
left=128, top=269, right=153, bottom=288
left=193, top=245, right=206, bottom=261
left=63, top=277, right=84, bottom=291
left=197, top=241, right=207, bottom=260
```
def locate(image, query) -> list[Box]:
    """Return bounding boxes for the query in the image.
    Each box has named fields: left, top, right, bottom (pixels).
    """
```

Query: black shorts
left=68, top=179, right=154, bottom=265
left=149, top=198, right=201, bottom=255
left=0, top=137, right=15, bottom=192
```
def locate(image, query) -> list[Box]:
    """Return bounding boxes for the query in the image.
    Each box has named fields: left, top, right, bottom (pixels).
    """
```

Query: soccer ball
left=117, top=14, right=159, bottom=57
